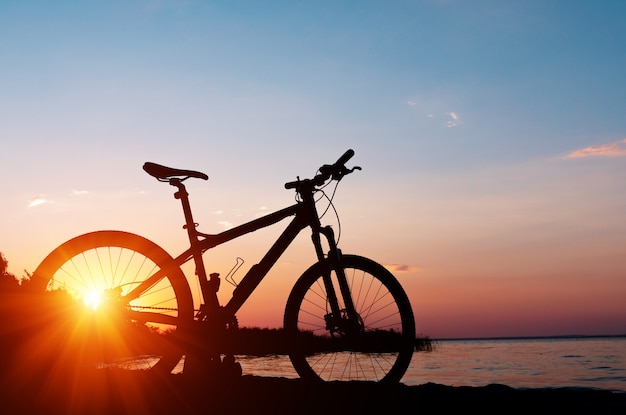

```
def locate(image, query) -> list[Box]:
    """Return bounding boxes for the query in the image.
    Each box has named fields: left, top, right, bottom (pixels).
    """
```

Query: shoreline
left=435, top=334, right=626, bottom=342
left=3, top=371, right=626, bottom=414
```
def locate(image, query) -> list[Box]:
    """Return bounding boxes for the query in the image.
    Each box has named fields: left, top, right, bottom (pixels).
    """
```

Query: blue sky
left=2, top=1, right=625, bottom=337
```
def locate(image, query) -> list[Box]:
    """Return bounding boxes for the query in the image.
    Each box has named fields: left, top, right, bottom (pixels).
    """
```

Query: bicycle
left=33, top=150, right=416, bottom=383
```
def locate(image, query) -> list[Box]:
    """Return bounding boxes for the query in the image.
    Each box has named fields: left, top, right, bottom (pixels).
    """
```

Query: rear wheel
left=284, top=255, right=415, bottom=383
left=33, top=231, right=194, bottom=372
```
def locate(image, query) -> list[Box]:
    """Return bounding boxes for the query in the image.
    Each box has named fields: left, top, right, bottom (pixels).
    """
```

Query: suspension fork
left=316, top=226, right=360, bottom=333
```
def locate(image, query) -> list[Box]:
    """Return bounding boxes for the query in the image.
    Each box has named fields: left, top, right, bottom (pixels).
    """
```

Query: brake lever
left=331, top=165, right=361, bottom=181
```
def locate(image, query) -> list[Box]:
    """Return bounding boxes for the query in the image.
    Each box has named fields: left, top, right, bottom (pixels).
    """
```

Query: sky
left=1, top=0, right=625, bottom=339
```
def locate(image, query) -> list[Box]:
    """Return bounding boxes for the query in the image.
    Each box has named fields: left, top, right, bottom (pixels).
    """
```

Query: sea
left=234, top=336, right=626, bottom=392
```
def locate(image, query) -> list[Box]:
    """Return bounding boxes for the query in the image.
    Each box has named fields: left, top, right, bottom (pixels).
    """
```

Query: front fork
left=316, top=226, right=363, bottom=336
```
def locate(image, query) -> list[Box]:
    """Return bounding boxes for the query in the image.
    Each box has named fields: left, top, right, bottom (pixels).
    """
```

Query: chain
left=128, top=304, right=180, bottom=312
left=128, top=305, right=226, bottom=318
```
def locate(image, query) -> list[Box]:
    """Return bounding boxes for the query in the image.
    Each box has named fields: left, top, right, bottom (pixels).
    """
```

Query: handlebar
left=335, top=149, right=355, bottom=167
left=285, top=149, right=360, bottom=190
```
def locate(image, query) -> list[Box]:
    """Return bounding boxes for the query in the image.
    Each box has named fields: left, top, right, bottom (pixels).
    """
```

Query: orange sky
left=2, top=1, right=626, bottom=339
left=3, top=144, right=625, bottom=339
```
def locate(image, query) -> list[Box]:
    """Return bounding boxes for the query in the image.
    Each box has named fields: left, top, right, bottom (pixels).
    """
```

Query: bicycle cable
left=316, top=179, right=342, bottom=245
left=292, top=167, right=346, bottom=245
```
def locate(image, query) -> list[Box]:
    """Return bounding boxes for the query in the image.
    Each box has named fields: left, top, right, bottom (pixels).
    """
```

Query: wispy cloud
left=446, top=112, right=461, bottom=128
left=72, top=189, right=89, bottom=195
left=28, top=195, right=51, bottom=207
left=406, top=98, right=463, bottom=128
left=564, top=138, right=626, bottom=159
left=384, top=264, right=419, bottom=273
left=218, top=220, right=233, bottom=230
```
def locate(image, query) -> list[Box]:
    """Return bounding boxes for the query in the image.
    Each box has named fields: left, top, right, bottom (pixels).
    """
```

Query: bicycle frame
left=33, top=150, right=416, bottom=382
left=126, top=177, right=351, bottom=324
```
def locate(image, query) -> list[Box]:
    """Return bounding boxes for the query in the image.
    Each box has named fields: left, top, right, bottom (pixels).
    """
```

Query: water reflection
left=218, top=337, right=626, bottom=391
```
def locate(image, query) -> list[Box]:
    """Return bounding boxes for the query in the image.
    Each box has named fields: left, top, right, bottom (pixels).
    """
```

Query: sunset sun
left=83, top=289, right=104, bottom=310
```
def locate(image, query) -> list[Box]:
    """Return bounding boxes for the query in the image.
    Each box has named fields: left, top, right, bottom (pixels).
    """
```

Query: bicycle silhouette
left=34, top=150, right=416, bottom=383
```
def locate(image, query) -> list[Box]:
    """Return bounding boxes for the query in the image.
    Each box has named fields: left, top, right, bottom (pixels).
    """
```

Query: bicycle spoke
left=34, top=231, right=193, bottom=373
left=285, top=255, right=415, bottom=383
left=123, top=268, right=169, bottom=303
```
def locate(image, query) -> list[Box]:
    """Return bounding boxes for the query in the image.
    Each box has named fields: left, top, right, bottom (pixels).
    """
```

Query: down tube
left=224, top=215, right=308, bottom=316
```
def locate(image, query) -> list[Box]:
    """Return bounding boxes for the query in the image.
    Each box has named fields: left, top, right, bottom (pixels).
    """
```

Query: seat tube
left=171, top=179, right=217, bottom=308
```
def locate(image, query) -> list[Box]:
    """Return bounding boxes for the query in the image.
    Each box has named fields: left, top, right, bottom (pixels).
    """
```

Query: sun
left=83, top=289, right=104, bottom=310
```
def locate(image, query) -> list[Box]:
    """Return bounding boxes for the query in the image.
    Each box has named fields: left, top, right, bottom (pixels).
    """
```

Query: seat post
left=169, top=178, right=217, bottom=307
left=169, top=179, right=198, bottom=240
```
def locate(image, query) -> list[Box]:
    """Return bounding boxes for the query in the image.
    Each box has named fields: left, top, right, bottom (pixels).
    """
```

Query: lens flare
left=83, top=290, right=104, bottom=310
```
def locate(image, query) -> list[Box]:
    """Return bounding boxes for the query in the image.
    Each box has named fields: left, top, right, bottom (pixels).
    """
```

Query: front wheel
left=33, top=231, right=194, bottom=373
left=284, top=255, right=415, bottom=383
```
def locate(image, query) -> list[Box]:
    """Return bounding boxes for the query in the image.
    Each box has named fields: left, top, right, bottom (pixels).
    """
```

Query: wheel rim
left=286, top=256, right=415, bottom=383
left=34, top=231, right=193, bottom=372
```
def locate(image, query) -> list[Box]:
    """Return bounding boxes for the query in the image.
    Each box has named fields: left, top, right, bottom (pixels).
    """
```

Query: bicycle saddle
left=143, top=162, right=209, bottom=181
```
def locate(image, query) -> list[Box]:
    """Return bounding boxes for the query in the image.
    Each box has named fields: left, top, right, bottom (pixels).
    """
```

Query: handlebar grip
left=335, top=149, right=355, bottom=167
left=285, top=150, right=356, bottom=190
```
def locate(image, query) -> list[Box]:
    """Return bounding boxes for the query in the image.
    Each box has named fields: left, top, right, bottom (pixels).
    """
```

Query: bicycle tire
left=284, top=255, right=415, bottom=383
left=33, top=230, right=194, bottom=373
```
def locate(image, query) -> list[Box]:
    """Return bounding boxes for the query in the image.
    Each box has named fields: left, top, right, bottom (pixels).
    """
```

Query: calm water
left=235, top=337, right=626, bottom=392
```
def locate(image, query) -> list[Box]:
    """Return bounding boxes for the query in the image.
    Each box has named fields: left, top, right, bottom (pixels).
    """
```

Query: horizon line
left=435, top=333, right=626, bottom=342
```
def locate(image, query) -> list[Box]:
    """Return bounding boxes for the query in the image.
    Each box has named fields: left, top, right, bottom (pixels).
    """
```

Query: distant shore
left=435, top=333, right=626, bottom=342
left=3, top=370, right=626, bottom=415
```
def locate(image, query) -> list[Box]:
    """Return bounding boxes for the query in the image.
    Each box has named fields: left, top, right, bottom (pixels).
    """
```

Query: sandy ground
left=2, top=369, right=625, bottom=415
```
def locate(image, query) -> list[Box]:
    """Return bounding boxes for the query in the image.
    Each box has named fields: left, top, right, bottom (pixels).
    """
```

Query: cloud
left=384, top=264, right=420, bottom=273
left=446, top=112, right=461, bottom=128
left=28, top=195, right=51, bottom=207
left=405, top=97, right=462, bottom=127
left=421, top=110, right=461, bottom=127
left=72, top=189, right=89, bottom=195
left=218, top=220, right=233, bottom=230
left=564, top=138, right=626, bottom=159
